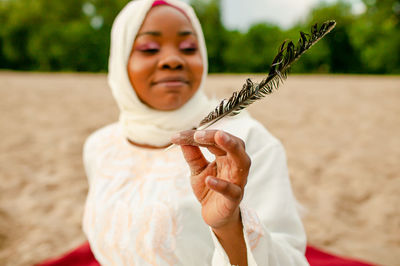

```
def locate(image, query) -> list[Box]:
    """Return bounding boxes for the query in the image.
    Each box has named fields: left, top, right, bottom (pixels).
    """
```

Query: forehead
left=139, top=5, right=194, bottom=32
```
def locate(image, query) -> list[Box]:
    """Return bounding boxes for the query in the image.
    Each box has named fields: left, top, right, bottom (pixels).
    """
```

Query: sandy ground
left=0, top=72, right=399, bottom=266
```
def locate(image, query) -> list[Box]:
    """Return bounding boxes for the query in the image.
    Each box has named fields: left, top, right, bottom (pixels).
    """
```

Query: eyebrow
left=178, top=31, right=196, bottom=37
left=136, top=30, right=197, bottom=37
left=137, top=31, right=161, bottom=37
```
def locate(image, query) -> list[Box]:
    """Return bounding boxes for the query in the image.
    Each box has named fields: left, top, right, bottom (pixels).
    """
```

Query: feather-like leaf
left=198, top=20, right=336, bottom=129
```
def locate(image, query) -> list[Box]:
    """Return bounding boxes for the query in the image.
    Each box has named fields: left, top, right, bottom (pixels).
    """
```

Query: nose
left=158, top=50, right=184, bottom=70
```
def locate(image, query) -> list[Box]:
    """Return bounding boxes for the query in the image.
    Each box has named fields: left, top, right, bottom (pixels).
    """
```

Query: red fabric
left=305, top=246, right=375, bottom=266
left=38, top=242, right=99, bottom=266
left=39, top=242, right=376, bottom=266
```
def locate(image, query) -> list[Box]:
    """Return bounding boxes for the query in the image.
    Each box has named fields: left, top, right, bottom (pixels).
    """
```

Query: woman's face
left=127, top=5, right=204, bottom=111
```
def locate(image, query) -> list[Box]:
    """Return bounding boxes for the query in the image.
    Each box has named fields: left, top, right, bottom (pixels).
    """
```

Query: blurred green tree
left=291, top=1, right=363, bottom=73
left=350, top=0, right=400, bottom=73
left=0, top=0, right=129, bottom=71
left=0, top=0, right=399, bottom=73
left=221, top=24, right=283, bottom=73
left=191, top=0, right=228, bottom=72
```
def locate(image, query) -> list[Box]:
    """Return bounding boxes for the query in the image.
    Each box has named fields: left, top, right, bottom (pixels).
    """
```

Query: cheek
left=189, top=56, right=204, bottom=86
left=128, top=55, right=153, bottom=75
left=127, top=55, right=155, bottom=87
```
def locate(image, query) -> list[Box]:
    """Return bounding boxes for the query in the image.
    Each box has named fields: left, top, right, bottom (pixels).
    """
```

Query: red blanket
left=39, top=242, right=375, bottom=266
left=305, top=246, right=375, bottom=266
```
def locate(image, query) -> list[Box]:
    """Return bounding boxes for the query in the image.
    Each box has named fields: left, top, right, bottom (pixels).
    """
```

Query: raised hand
left=171, top=130, right=251, bottom=229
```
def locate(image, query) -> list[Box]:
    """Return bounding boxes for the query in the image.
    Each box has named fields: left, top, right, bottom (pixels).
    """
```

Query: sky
left=182, top=0, right=366, bottom=31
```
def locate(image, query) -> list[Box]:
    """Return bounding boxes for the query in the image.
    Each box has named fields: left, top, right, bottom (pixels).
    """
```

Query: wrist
left=211, top=208, right=242, bottom=234
left=210, top=208, right=248, bottom=266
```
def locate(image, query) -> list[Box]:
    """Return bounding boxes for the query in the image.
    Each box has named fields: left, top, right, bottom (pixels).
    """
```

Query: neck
left=127, top=138, right=170, bottom=149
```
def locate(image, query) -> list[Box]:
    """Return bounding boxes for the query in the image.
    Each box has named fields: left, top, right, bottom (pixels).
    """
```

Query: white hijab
left=108, top=0, right=213, bottom=147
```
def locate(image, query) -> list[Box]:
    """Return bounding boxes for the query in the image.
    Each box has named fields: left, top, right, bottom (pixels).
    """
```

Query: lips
left=153, top=77, right=189, bottom=86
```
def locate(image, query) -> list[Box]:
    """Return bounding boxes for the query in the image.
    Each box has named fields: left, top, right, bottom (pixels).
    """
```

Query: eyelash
left=139, top=47, right=198, bottom=54
left=181, top=47, right=197, bottom=53
left=141, top=48, right=159, bottom=54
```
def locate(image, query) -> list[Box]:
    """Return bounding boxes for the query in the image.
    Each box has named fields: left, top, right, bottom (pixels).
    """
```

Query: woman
left=82, top=0, right=308, bottom=265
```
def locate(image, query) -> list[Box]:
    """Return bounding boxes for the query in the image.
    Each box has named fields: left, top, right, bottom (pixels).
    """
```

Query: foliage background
left=0, top=0, right=399, bottom=74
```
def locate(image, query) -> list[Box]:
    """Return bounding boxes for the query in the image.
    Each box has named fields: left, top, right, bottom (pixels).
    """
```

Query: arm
left=211, top=210, right=247, bottom=266
left=172, top=124, right=308, bottom=266
left=171, top=130, right=250, bottom=266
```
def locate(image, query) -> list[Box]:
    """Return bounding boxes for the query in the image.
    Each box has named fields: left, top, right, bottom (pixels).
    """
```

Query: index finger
left=196, top=130, right=251, bottom=177
left=172, top=130, right=249, bottom=167
left=171, top=130, right=226, bottom=156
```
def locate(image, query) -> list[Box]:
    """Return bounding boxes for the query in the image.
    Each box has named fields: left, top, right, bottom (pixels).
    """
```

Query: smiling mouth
left=153, top=78, right=189, bottom=88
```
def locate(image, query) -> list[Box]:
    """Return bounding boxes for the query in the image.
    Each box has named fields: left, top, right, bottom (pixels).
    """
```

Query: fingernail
left=207, top=176, right=218, bottom=186
left=194, top=130, right=206, bottom=141
left=219, top=131, right=229, bottom=143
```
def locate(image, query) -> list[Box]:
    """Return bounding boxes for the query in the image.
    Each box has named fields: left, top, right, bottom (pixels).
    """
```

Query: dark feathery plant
left=197, top=20, right=336, bottom=129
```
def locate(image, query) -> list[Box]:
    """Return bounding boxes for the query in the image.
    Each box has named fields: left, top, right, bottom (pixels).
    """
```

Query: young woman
left=82, top=0, right=308, bottom=265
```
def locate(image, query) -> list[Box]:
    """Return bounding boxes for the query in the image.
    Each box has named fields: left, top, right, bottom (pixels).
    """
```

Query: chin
left=154, top=101, right=182, bottom=111
left=157, top=95, right=190, bottom=111
left=159, top=103, right=184, bottom=111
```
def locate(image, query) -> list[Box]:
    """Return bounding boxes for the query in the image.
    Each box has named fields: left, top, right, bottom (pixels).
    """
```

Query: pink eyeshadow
left=136, top=42, right=160, bottom=51
left=179, top=41, right=197, bottom=49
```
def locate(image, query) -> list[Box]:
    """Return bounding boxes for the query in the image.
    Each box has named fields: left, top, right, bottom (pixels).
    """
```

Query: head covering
left=108, top=0, right=213, bottom=147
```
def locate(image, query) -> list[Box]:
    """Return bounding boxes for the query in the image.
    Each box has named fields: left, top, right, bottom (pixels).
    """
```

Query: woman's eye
left=141, top=48, right=159, bottom=53
left=180, top=41, right=198, bottom=53
left=135, top=43, right=160, bottom=54
left=181, top=47, right=197, bottom=53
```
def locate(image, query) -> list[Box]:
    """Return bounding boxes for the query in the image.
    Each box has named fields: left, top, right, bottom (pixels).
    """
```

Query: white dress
left=82, top=113, right=309, bottom=266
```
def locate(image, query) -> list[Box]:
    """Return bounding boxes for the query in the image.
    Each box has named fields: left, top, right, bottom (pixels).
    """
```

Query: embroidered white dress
left=82, top=113, right=309, bottom=265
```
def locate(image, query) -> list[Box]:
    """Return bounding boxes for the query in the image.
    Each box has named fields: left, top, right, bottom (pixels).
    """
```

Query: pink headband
left=152, top=0, right=170, bottom=7
left=151, top=0, right=189, bottom=20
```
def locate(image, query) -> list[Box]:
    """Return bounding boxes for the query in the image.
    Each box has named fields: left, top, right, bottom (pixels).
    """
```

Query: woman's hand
left=171, top=130, right=251, bottom=229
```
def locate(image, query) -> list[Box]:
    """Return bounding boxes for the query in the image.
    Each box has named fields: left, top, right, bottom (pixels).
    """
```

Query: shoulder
left=83, top=123, right=121, bottom=181
left=84, top=122, right=121, bottom=152
left=83, top=123, right=121, bottom=166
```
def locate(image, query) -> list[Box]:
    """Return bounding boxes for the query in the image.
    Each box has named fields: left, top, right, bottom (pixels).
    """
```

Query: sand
left=0, top=72, right=399, bottom=266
